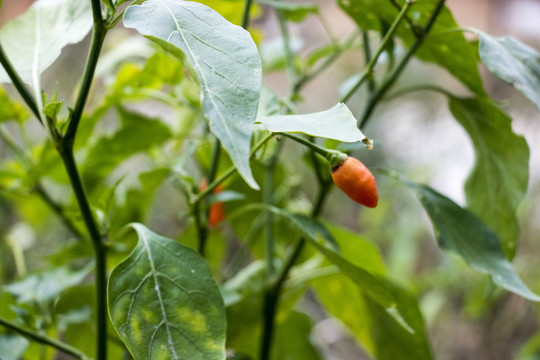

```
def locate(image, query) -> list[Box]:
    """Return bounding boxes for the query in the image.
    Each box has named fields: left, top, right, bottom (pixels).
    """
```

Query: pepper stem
left=279, top=133, right=347, bottom=168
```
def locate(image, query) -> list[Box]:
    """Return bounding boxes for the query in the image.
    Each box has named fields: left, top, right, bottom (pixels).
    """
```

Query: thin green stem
left=259, top=182, right=331, bottom=360
left=386, top=83, right=454, bottom=100
left=359, top=0, right=447, bottom=128
left=276, top=8, right=298, bottom=91
left=57, top=145, right=107, bottom=360
left=0, top=317, right=92, bottom=360
left=192, top=133, right=275, bottom=204
left=263, top=141, right=283, bottom=277
left=279, top=132, right=346, bottom=167
left=340, top=0, right=413, bottom=103
left=64, top=6, right=107, bottom=146
left=241, top=0, right=255, bottom=29
left=34, top=184, right=84, bottom=239
left=0, top=44, right=42, bottom=122
left=293, top=31, right=359, bottom=94
left=362, top=31, right=376, bottom=93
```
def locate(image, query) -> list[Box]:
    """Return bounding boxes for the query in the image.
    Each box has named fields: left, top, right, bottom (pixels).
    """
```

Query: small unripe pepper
left=331, top=157, right=378, bottom=208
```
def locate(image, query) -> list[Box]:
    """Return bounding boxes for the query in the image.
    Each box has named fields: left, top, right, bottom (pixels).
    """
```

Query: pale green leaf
left=409, top=183, right=540, bottom=302
left=124, top=0, right=262, bottom=189
left=0, top=0, right=92, bottom=84
left=449, top=97, right=529, bottom=259
left=257, top=103, right=367, bottom=142
left=108, top=223, right=226, bottom=360
left=477, top=31, right=540, bottom=111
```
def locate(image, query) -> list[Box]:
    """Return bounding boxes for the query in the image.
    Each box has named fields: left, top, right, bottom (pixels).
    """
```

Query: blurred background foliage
left=0, top=1, right=540, bottom=359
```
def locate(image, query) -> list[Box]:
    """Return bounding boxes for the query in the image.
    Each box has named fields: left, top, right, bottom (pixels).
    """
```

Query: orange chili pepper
left=331, top=157, right=378, bottom=208
left=200, top=179, right=226, bottom=227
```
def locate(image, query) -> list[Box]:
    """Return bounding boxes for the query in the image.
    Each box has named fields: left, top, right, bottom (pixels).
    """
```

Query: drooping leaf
left=312, top=274, right=433, bottom=360
left=108, top=223, right=226, bottom=360
left=449, top=97, right=529, bottom=259
left=310, top=224, right=433, bottom=360
left=0, top=0, right=92, bottom=85
left=339, top=0, right=485, bottom=95
left=257, top=102, right=368, bottom=143
left=124, top=0, right=262, bottom=189
left=477, top=31, right=540, bottom=111
left=408, top=182, right=540, bottom=301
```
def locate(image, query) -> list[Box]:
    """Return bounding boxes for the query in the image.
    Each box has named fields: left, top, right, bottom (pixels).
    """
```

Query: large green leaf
left=124, top=0, right=262, bottom=189
left=339, top=0, right=485, bottom=95
left=0, top=0, right=92, bottom=85
left=409, top=183, right=540, bottom=301
left=310, top=224, right=432, bottom=360
left=108, top=223, right=226, bottom=360
left=477, top=31, right=540, bottom=111
left=449, top=97, right=529, bottom=259
left=257, top=103, right=368, bottom=142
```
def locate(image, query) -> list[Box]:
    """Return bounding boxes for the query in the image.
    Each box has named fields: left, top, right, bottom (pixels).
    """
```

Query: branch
left=359, top=0, right=447, bottom=128
left=0, top=44, right=42, bottom=122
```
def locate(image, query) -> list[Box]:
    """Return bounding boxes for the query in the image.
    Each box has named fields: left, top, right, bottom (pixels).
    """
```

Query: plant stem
left=359, top=0, right=447, bottom=128
left=57, top=145, right=108, bottom=360
left=259, top=182, right=331, bottom=360
left=241, top=0, right=255, bottom=29
left=362, top=31, right=376, bottom=93
left=64, top=5, right=107, bottom=146
left=0, top=44, right=42, bottom=121
left=276, top=7, right=298, bottom=91
left=34, top=184, right=84, bottom=239
left=293, top=31, right=359, bottom=94
left=340, top=0, right=413, bottom=104
left=192, top=133, right=275, bottom=204
left=0, top=317, right=92, bottom=360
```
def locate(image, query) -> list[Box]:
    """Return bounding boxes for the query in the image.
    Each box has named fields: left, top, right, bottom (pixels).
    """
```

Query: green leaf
left=108, top=223, right=226, bottom=360
left=477, top=31, right=540, bottom=111
left=124, top=0, right=262, bottom=189
left=82, top=107, right=171, bottom=189
left=310, top=224, right=432, bottom=360
left=312, top=275, right=433, bottom=360
left=0, top=0, right=92, bottom=85
left=409, top=182, right=540, bottom=302
left=259, top=1, right=318, bottom=22
left=339, top=0, right=485, bottom=95
left=257, top=102, right=368, bottom=143
left=449, top=97, right=529, bottom=259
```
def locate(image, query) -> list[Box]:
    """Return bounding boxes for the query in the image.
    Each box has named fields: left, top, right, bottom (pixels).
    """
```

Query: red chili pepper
left=331, top=157, right=378, bottom=208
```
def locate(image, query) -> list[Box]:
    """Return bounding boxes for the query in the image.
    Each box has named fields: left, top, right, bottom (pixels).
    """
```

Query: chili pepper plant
left=0, top=0, right=539, bottom=359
